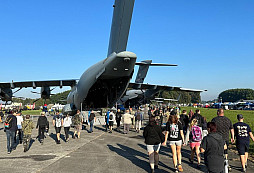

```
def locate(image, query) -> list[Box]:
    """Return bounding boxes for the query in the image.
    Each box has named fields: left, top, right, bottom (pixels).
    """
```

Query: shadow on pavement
left=94, top=126, right=106, bottom=132
left=29, top=138, right=35, bottom=150
left=49, top=133, right=65, bottom=142
left=107, top=143, right=176, bottom=172
left=138, top=143, right=206, bottom=172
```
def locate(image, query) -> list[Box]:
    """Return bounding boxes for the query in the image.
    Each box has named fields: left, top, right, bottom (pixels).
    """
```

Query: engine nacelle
left=62, top=103, right=76, bottom=116
left=41, top=87, right=50, bottom=99
left=0, top=88, right=13, bottom=101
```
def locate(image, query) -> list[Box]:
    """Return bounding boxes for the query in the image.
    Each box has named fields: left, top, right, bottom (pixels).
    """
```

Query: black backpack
left=109, top=114, right=113, bottom=120
left=136, top=112, right=141, bottom=121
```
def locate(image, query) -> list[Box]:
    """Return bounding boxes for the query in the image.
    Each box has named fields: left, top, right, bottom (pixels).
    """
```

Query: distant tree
left=218, top=88, right=254, bottom=102
left=161, top=90, right=200, bottom=104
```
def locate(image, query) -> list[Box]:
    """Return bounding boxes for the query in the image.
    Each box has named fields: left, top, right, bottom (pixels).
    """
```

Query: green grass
left=21, top=110, right=42, bottom=115
left=181, top=107, right=254, bottom=154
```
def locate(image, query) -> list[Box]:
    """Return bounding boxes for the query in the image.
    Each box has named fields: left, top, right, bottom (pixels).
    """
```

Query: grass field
left=22, top=110, right=42, bottom=115
left=181, top=107, right=254, bottom=154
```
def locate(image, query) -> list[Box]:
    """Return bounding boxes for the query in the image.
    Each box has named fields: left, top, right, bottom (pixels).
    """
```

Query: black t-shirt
left=233, top=122, right=251, bottom=144
left=200, top=132, right=224, bottom=173
left=211, top=116, right=233, bottom=141
left=179, top=114, right=189, bottom=128
left=116, top=112, right=122, bottom=121
left=166, top=121, right=183, bottom=141
left=190, top=113, right=205, bottom=128
left=89, top=113, right=95, bottom=121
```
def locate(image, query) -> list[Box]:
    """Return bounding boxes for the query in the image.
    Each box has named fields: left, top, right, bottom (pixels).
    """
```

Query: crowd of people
left=2, top=109, right=97, bottom=153
left=1, top=106, right=254, bottom=173
left=143, top=107, right=254, bottom=173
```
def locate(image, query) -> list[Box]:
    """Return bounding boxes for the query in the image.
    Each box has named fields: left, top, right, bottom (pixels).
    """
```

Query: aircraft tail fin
left=135, top=60, right=177, bottom=83
left=107, top=0, right=135, bottom=57
left=135, top=60, right=152, bottom=83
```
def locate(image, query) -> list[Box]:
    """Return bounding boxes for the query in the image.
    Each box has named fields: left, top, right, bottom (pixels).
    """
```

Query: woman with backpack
left=36, top=112, right=48, bottom=144
left=63, top=113, right=72, bottom=141
left=108, top=110, right=115, bottom=133
left=115, top=109, right=122, bottom=132
left=52, top=111, right=63, bottom=144
left=184, top=118, right=202, bottom=169
left=162, top=112, right=185, bottom=172
left=143, top=116, right=164, bottom=173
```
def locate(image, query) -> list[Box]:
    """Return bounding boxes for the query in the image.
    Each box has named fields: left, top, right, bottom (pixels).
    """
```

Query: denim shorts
left=147, top=143, right=161, bottom=153
left=168, top=140, right=182, bottom=146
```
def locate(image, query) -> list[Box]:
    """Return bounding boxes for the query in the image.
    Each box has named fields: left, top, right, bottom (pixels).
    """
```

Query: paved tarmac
left=0, top=116, right=253, bottom=173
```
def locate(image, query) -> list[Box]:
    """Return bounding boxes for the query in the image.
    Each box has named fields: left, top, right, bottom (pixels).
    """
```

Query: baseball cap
left=237, top=114, right=244, bottom=120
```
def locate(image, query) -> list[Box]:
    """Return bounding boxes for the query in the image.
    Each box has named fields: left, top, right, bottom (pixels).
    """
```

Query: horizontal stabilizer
left=135, top=62, right=177, bottom=66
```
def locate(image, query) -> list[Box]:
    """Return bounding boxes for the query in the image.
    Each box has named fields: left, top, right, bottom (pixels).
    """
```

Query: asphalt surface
left=0, top=116, right=253, bottom=173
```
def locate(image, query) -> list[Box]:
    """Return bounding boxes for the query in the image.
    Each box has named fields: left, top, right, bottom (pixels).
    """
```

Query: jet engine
left=0, top=88, right=13, bottom=101
left=41, top=86, right=51, bottom=99
left=62, top=103, right=76, bottom=115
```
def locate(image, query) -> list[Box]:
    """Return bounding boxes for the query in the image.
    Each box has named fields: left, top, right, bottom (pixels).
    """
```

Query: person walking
left=179, top=110, right=189, bottom=135
left=36, top=112, right=48, bottom=144
left=115, top=109, right=122, bottom=132
left=16, top=111, right=24, bottom=144
left=108, top=110, right=115, bottom=133
left=63, top=113, right=72, bottom=142
left=88, top=110, right=96, bottom=133
left=73, top=110, right=83, bottom=138
left=233, top=114, right=254, bottom=172
left=200, top=122, right=226, bottom=173
left=143, top=116, right=164, bottom=173
left=4, top=111, right=18, bottom=154
left=22, top=115, right=34, bottom=152
left=162, top=113, right=185, bottom=172
left=135, top=109, right=143, bottom=133
left=188, top=109, right=194, bottom=120
left=211, top=108, right=234, bottom=171
left=122, top=109, right=134, bottom=134
left=105, top=110, right=110, bottom=132
left=184, top=118, right=202, bottom=169
left=52, top=111, right=63, bottom=144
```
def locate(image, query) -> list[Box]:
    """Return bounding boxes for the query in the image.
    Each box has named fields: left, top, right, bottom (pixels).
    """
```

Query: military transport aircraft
left=0, top=0, right=205, bottom=114
left=118, top=60, right=202, bottom=107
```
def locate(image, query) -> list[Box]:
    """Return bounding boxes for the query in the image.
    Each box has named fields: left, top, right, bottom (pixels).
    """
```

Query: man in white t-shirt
left=16, top=111, right=23, bottom=144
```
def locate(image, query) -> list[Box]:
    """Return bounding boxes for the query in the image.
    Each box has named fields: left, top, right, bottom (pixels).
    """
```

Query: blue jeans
left=6, top=130, right=15, bottom=152
left=89, top=120, right=94, bottom=132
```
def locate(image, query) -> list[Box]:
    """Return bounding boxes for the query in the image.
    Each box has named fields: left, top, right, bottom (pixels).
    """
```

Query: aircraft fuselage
left=67, top=51, right=137, bottom=110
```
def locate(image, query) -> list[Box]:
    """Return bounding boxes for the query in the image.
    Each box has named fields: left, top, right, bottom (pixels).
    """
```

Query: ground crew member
left=22, top=115, right=34, bottom=152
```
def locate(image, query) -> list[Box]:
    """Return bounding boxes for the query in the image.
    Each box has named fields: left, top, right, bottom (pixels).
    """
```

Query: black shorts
left=55, top=127, right=61, bottom=133
left=236, top=142, right=249, bottom=155
left=109, top=121, right=113, bottom=126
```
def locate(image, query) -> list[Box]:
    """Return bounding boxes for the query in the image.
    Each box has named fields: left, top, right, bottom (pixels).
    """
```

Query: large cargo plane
left=0, top=0, right=205, bottom=114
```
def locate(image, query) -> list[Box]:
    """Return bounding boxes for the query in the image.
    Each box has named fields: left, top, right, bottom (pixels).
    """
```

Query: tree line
left=218, top=88, right=254, bottom=102
left=161, top=91, right=201, bottom=103
left=12, top=90, right=71, bottom=108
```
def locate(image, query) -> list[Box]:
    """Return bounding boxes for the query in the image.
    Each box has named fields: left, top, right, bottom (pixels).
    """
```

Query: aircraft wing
left=0, top=79, right=78, bottom=89
left=128, top=83, right=206, bottom=92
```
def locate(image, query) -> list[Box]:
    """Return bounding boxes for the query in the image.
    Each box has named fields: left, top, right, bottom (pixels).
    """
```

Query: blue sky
left=0, top=0, right=254, bottom=101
